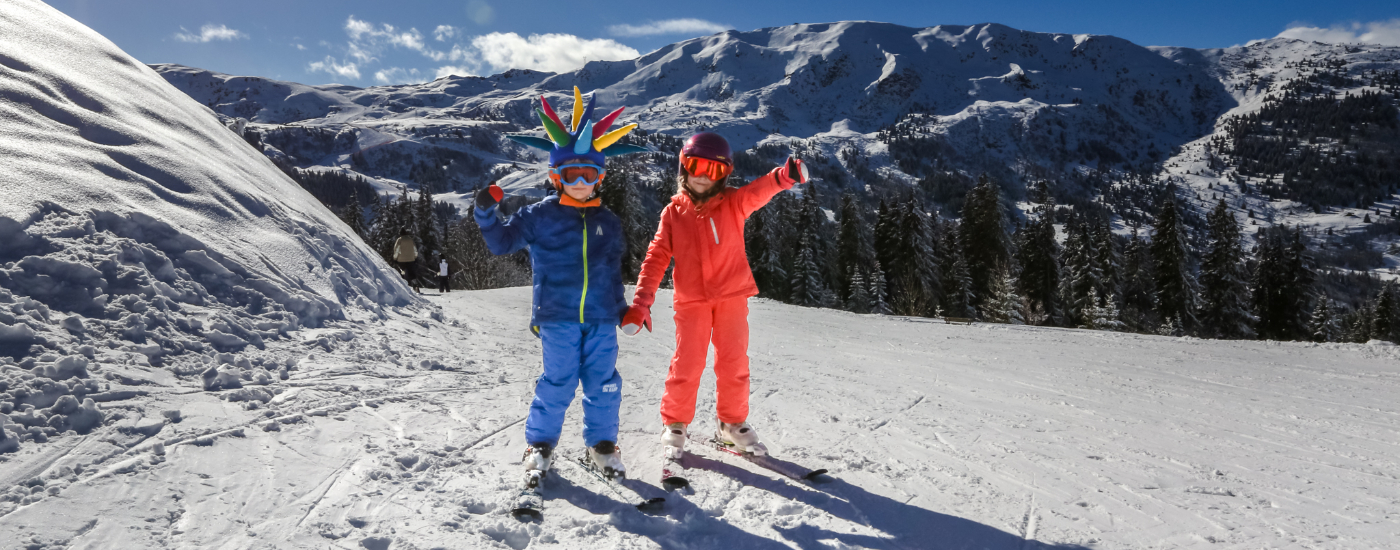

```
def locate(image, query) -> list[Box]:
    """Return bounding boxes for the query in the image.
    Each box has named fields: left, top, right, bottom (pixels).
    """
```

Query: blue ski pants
left=525, top=322, right=621, bottom=448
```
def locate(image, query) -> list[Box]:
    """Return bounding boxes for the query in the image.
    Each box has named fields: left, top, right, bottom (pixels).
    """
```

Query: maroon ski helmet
left=680, top=132, right=732, bottom=165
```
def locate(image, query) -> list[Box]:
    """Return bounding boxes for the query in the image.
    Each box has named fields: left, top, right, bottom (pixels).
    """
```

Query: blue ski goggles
left=550, top=163, right=604, bottom=186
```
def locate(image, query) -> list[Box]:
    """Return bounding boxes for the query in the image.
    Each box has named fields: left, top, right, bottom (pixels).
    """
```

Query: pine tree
left=941, top=228, right=975, bottom=318
left=873, top=200, right=900, bottom=279
left=1347, top=304, right=1374, bottom=343
left=1156, top=316, right=1183, bottom=337
left=1060, top=216, right=1103, bottom=326
left=1084, top=288, right=1126, bottom=332
left=985, top=269, right=1026, bottom=324
left=1373, top=282, right=1398, bottom=343
left=1092, top=218, right=1121, bottom=311
left=1198, top=199, right=1254, bottom=339
left=1014, top=197, right=1061, bottom=325
left=845, top=267, right=871, bottom=313
left=1252, top=226, right=1315, bottom=341
left=1150, top=188, right=1199, bottom=332
left=869, top=260, right=890, bottom=315
left=789, top=231, right=826, bottom=307
left=1120, top=228, right=1156, bottom=332
left=903, top=204, right=942, bottom=315
left=746, top=203, right=787, bottom=299
left=1307, top=299, right=1339, bottom=342
left=599, top=159, right=651, bottom=282
left=337, top=189, right=370, bottom=241
left=837, top=195, right=873, bottom=300
left=959, top=174, right=1010, bottom=312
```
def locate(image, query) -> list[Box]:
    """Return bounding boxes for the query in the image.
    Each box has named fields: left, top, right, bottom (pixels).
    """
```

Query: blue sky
left=46, top=0, right=1400, bottom=86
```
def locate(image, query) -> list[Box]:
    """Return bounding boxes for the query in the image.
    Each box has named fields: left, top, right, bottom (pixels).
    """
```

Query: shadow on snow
left=537, top=452, right=1092, bottom=550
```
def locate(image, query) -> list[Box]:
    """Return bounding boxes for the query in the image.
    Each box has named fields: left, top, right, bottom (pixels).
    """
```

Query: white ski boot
left=523, top=442, right=552, bottom=473
left=587, top=441, right=627, bottom=480
left=660, top=423, right=690, bottom=489
left=660, top=422, right=687, bottom=458
left=716, top=421, right=768, bottom=456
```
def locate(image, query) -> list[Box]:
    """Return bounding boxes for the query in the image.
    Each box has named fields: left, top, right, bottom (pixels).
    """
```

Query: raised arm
left=731, top=156, right=808, bottom=218
left=474, top=185, right=532, bottom=255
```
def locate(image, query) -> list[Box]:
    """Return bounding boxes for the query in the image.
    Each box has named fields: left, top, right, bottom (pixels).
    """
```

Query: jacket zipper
left=579, top=210, right=589, bottom=323
left=709, top=217, right=719, bottom=245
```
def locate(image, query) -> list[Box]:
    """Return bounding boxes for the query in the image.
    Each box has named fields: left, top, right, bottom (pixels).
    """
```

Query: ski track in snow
left=0, top=287, right=1397, bottom=549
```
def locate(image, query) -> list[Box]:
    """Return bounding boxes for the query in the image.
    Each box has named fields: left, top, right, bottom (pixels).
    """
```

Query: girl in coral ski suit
left=621, top=132, right=807, bottom=457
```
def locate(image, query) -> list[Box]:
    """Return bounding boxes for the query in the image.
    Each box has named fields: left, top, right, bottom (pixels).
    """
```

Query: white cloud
left=308, top=56, right=360, bottom=80
left=607, top=18, right=729, bottom=37
left=466, top=0, right=494, bottom=25
left=174, top=24, right=247, bottom=43
left=470, top=32, right=639, bottom=74
left=1276, top=19, right=1400, bottom=46
left=343, top=16, right=444, bottom=61
left=315, top=16, right=637, bottom=83
left=374, top=67, right=426, bottom=84
left=435, top=65, right=477, bottom=79
left=294, top=43, right=307, bottom=51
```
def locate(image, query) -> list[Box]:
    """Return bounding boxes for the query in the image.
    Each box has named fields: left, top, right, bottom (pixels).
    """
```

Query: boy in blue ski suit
left=476, top=87, right=648, bottom=477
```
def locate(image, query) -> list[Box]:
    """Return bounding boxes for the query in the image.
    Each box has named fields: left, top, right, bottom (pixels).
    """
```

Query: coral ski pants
left=526, top=322, right=621, bottom=448
left=662, top=297, right=750, bottom=425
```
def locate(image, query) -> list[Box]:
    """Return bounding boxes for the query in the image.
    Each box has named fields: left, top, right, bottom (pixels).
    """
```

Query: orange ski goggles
left=680, top=154, right=732, bottom=181
left=550, top=163, right=604, bottom=186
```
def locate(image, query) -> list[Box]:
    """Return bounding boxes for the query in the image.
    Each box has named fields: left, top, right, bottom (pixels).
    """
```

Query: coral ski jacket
left=634, top=172, right=793, bottom=309
left=475, top=196, right=627, bottom=332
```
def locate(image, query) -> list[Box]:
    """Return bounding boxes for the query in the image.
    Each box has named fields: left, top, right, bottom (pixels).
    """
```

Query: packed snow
left=2, top=287, right=1397, bottom=549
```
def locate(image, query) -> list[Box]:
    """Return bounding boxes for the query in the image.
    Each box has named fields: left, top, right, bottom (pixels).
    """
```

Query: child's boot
left=716, top=420, right=768, bottom=456
left=587, top=440, right=626, bottom=480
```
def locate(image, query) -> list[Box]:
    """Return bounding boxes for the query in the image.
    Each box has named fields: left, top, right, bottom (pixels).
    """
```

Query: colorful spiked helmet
left=506, top=87, right=648, bottom=170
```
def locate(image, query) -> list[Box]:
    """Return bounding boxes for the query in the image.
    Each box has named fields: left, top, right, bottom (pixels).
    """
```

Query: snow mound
left=0, top=0, right=413, bottom=369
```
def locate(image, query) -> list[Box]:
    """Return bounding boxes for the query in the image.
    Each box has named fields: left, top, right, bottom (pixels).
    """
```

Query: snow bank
left=0, top=0, right=426, bottom=442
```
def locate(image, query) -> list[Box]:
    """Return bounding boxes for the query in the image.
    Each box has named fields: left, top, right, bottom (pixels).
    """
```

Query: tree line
left=313, top=150, right=1397, bottom=345
left=730, top=174, right=1400, bottom=344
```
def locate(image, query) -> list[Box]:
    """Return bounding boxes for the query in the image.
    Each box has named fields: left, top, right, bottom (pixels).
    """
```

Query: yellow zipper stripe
left=579, top=210, right=588, bottom=323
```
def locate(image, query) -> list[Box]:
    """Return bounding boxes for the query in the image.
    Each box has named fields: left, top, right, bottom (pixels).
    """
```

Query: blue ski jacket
left=475, top=196, right=627, bottom=332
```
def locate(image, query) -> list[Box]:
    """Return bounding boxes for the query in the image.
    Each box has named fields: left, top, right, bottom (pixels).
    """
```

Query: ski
left=510, top=470, right=546, bottom=520
left=660, top=445, right=690, bottom=490
left=709, top=437, right=829, bottom=482
left=572, top=456, right=666, bottom=512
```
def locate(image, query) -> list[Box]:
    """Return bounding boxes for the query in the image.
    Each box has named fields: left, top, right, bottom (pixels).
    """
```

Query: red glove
left=620, top=305, right=651, bottom=336
left=476, top=183, right=504, bottom=209
left=774, top=155, right=809, bottom=186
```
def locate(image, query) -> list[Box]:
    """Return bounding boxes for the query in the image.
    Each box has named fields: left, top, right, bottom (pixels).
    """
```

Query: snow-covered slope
left=1, top=287, right=1395, bottom=548
left=0, top=0, right=413, bottom=369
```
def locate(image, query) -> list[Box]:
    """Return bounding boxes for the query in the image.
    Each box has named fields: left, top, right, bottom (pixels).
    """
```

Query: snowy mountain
left=152, top=23, right=1399, bottom=281
left=152, top=22, right=1232, bottom=197
left=0, top=1, right=413, bottom=368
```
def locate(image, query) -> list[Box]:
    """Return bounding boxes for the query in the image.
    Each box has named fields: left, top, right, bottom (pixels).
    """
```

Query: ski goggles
left=550, top=163, right=604, bottom=186
left=680, top=154, right=732, bottom=181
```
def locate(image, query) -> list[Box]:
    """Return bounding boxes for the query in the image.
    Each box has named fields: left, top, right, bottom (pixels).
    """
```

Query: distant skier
left=437, top=255, right=451, bottom=293
left=481, top=87, right=648, bottom=501
left=624, top=132, right=808, bottom=462
left=393, top=229, right=421, bottom=294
